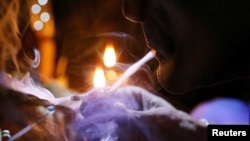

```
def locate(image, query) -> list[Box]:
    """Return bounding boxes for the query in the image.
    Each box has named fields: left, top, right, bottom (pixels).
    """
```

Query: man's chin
left=156, top=58, right=201, bottom=95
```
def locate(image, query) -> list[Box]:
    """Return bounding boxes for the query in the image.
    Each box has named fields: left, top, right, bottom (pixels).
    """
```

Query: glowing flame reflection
left=93, top=66, right=106, bottom=87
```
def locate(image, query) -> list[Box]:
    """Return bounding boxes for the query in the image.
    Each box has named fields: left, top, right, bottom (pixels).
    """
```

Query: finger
left=114, top=85, right=176, bottom=110
left=127, top=107, right=208, bottom=141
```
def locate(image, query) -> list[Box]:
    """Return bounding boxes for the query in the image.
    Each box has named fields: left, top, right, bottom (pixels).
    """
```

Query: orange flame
left=103, top=43, right=116, bottom=67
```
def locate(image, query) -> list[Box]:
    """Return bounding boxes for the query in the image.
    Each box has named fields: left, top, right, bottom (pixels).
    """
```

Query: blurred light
left=106, top=70, right=117, bottom=80
left=55, top=57, right=68, bottom=88
left=93, top=67, right=106, bottom=88
left=31, top=4, right=41, bottom=14
left=38, top=0, right=48, bottom=5
left=34, top=20, right=44, bottom=31
left=39, top=39, right=56, bottom=83
left=190, top=98, right=249, bottom=124
left=103, top=43, right=116, bottom=67
left=40, top=12, right=50, bottom=22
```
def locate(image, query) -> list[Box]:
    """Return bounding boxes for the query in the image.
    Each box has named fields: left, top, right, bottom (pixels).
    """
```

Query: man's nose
left=122, top=0, right=146, bottom=22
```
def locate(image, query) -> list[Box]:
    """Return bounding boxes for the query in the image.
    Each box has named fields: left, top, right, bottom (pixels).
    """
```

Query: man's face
left=123, top=0, right=250, bottom=94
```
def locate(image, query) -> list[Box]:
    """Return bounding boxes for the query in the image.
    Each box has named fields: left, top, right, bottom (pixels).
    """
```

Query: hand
left=74, top=86, right=207, bottom=141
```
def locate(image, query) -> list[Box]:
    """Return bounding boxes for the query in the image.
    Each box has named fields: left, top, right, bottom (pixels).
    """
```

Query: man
left=77, top=0, right=250, bottom=140
left=123, top=0, right=250, bottom=97
left=122, top=0, right=250, bottom=120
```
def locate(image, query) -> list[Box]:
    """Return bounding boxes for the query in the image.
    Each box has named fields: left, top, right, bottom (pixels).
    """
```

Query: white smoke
left=8, top=72, right=56, bottom=103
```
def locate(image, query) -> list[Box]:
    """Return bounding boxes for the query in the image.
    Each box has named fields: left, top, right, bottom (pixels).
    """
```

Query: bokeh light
left=38, top=0, right=48, bottom=6
left=34, top=20, right=44, bottom=31
left=40, top=12, right=50, bottom=22
left=31, top=4, right=41, bottom=14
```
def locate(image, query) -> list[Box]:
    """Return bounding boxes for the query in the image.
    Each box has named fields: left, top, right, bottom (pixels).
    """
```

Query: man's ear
left=122, top=0, right=147, bottom=23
